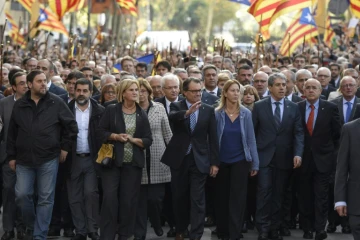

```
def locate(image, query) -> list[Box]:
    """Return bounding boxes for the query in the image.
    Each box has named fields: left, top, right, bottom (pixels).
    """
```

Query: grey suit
left=252, top=97, right=304, bottom=234
left=335, top=119, right=360, bottom=240
left=0, top=95, right=24, bottom=232
left=330, top=96, right=360, bottom=125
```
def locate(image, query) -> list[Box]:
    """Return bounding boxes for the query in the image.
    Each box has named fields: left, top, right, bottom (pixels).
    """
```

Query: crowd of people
left=0, top=44, right=359, bottom=240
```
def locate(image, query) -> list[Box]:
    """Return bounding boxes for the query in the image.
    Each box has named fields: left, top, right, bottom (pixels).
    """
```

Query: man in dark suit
left=253, top=71, right=270, bottom=99
left=252, top=73, right=304, bottom=240
left=329, top=63, right=341, bottom=89
left=0, top=72, right=28, bottom=239
left=297, top=79, right=341, bottom=240
left=161, top=78, right=219, bottom=240
left=283, top=70, right=303, bottom=103
left=328, top=76, right=360, bottom=234
left=317, top=67, right=336, bottom=99
left=202, top=65, right=222, bottom=98
left=335, top=118, right=360, bottom=240
left=37, top=59, right=67, bottom=96
left=59, top=71, right=86, bottom=103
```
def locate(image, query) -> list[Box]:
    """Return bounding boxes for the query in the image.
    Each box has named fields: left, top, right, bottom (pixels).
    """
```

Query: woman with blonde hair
left=134, top=79, right=173, bottom=239
left=242, top=85, right=260, bottom=111
left=214, top=80, right=259, bottom=240
left=97, top=79, right=153, bottom=240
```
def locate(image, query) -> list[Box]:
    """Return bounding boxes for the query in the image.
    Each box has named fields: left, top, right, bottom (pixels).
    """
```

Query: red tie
left=301, top=95, right=306, bottom=99
left=307, top=105, right=315, bottom=136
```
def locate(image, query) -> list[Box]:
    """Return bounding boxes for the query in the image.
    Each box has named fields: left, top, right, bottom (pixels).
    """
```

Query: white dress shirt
left=165, top=96, right=178, bottom=113
left=47, top=81, right=52, bottom=90
left=75, top=102, right=91, bottom=154
left=286, top=93, right=293, bottom=101
left=205, top=87, right=219, bottom=96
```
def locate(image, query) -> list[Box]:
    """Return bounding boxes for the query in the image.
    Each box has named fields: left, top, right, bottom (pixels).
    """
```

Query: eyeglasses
left=254, top=80, right=267, bottom=84
left=341, top=84, right=357, bottom=89
left=163, top=86, right=179, bottom=90
left=37, top=66, right=48, bottom=71
left=317, top=74, right=330, bottom=78
left=104, top=91, right=116, bottom=95
left=186, top=89, right=202, bottom=94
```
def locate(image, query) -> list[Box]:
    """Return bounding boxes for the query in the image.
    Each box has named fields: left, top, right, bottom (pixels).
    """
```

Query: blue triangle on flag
left=229, top=0, right=251, bottom=6
left=39, top=9, right=48, bottom=23
left=299, top=8, right=316, bottom=27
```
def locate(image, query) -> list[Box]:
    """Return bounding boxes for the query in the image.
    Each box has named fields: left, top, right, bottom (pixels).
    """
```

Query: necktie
left=301, top=95, right=306, bottom=99
left=209, top=91, right=215, bottom=95
left=345, top=102, right=352, bottom=123
left=307, top=105, right=315, bottom=136
left=186, top=110, right=196, bottom=154
left=274, top=102, right=281, bottom=129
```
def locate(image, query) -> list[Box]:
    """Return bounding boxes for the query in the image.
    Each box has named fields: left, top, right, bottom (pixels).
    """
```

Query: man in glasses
left=317, top=67, right=336, bottom=100
left=295, top=69, right=312, bottom=99
left=60, top=69, right=71, bottom=82
left=37, top=59, right=67, bottom=96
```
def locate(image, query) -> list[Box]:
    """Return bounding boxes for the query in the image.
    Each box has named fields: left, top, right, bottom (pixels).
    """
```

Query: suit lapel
left=350, top=97, right=360, bottom=121
left=313, top=100, right=325, bottom=134
left=180, top=100, right=191, bottom=134
left=337, top=98, right=345, bottom=125
left=299, top=101, right=309, bottom=134
left=279, top=99, right=290, bottom=131
left=265, top=97, right=278, bottom=130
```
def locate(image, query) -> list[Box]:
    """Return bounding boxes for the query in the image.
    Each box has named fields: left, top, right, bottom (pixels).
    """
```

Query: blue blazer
left=49, top=83, right=67, bottom=96
left=215, top=107, right=259, bottom=170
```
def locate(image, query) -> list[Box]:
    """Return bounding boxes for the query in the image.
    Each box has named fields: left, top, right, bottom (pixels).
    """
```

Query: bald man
left=253, top=71, right=269, bottom=99
left=297, top=79, right=341, bottom=240
left=258, top=66, right=273, bottom=76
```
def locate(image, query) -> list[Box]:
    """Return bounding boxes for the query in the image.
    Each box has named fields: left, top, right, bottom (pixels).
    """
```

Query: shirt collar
left=287, top=93, right=293, bottom=101
left=306, top=99, right=320, bottom=109
left=75, top=101, right=91, bottom=112
left=165, top=96, right=178, bottom=106
left=186, top=99, right=194, bottom=108
left=205, top=87, right=218, bottom=95
left=47, top=81, right=52, bottom=88
left=343, top=96, right=355, bottom=105
left=270, top=96, right=284, bottom=105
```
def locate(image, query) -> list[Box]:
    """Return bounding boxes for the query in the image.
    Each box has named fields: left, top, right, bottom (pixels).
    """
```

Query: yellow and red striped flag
left=67, top=0, right=86, bottom=12
left=324, top=17, right=335, bottom=47
left=269, top=0, right=312, bottom=26
left=5, top=11, right=26, bottom=48
left=17, top=0, right=69, bottom=36
left=116, top=0, right=138, bottom=17
left=350, top=0, right=360, bottom=19
left=48, top=0, right=85, bottom=20
left=279, top=10, right=318, bottom=56
left=248, top=0, right=283, bottom=40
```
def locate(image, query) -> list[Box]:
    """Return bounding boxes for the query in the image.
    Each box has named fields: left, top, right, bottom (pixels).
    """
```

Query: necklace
left=226, top=108, right=238, bottom=117
left=123, top=104, right=136, bottom=110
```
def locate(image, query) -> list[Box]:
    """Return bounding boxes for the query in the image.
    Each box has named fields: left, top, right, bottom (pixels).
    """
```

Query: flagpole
left=302, top=35, right=305, bottom=54
left=87, top=0, right=92, bottom=49
left=288, top=33, right=290, bottom=59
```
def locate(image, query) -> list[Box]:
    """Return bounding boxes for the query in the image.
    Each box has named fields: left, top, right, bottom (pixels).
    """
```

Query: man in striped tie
left=297, top=79, right=341, bottom=240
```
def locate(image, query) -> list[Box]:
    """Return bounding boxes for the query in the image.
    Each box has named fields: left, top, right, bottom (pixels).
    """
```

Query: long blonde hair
left=116, top=79, right=139, bottom=103
left=216, top=80, right=242, bottom=112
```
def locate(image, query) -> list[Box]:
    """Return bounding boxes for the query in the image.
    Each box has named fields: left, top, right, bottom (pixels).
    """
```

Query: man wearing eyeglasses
left=161, top=78, right=219, bottom=240
left=295, top=69, right=312, bottom=99
left=317, top=67, right=336, bottom=100
left=253, top=71, right=269, bottom=99
left=37, top=59, right=67, bottom=96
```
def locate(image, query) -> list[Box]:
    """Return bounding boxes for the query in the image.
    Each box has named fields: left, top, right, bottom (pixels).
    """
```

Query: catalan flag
left=66, top=0, right=86, bottom=12
left=269, top=0, right=312, bottom=26
left=279, top=9, right=318, bottom=56
left=5, top=11, right=26, bottom=48
left=228, top=0, right=253, bottom=6
left=349, top=0, right=360, bottom=19
left=116, top=0, right=138, bottom=17
left=17, top=0, right=69, bottom=36
left=248, top=0, right=283, bottom=40
left=324, top=17, right=335, bottom=47
left=48, top=0, right=85, bottom=20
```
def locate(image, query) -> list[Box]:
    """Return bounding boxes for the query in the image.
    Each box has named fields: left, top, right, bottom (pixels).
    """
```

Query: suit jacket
left=141, top=102, right=172, bottom=184
left=49, top=83, right=67, bottom=95
left=161, top=100, right=219, bottom=174
left=201, top=91, right=219, bottom=106
left=291, top=94, right=303, bottom=103
left=329, top=77, right=340, bottom=89
left=321, top=85, right=337, bottom=100
left=155, top=96, right=185, bottom=115
left=329, top=96, right=360, bottom=126
left=203, top=88, right=222, bottom=98
left=252, top=97, right=304, bottom=170
left=59, top=93, right=70, bottom=103
left=298, top=99, right=341, bottom=173
left=0, top=95, right=16, bottom=163
left=334, top=119, right=360, bottom=215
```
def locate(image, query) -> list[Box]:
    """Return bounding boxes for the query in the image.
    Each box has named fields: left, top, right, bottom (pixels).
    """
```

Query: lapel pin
left=322, top=108, right=324, bottom=110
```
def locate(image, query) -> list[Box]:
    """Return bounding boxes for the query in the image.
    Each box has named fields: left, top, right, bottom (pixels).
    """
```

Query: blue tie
left=345, top=102, right=352, bottom=123
left=274, top=102, right=281, bottom=129
left=186, top=111, right=196, bottom=154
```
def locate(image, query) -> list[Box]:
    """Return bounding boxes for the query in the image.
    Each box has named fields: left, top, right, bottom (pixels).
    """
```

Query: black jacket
left=66, top=98, right=105, bottom=171
left=6, top=91, right=78, bottom=166
left=97, top=103, right=153, bottom=168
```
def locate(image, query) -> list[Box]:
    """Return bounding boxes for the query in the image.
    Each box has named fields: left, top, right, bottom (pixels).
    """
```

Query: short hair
left=343, top=68, right=358, bottom=77
left=80, top=67, right=92, bottom=72
left=161, top=74, right=180, bottom=88
left=183, top=78, right=202, bottom=91
left=100, top=74, right=116, bottom=87
left=136, top=62, right=148, bottom=71
left=40, top=59, right=56, bottom=73
left=100, top=83, right=116, bottom=103
left=8, top=68, right=25, bottom=84
left=339, top=76, right=357, bottom=87
left=238, top=64, right=252, bottom=73
left=66, top=71, right=85, bottom=83
left=138, top=79, right=153, bottom=102
left=120, top=56, right=135, bottom=67
left=220, top=70, right=233, bottom=79
left=75, top=78, right=93, bottom=92
left=218, top=73, right=231, bottom=83
left=268, top=73, right=286, bottom=86
left=304, top=65, right=316, bottom=70
left=317, top=67, right=331, bottom=76
left=223, top=58, right=233, bottom=65
left=202, top=64, right=218, bottom=78
left=10, top=72, right=27, bottom=86
left=293, top=54, right=306, bottom=62
left=282, top=70, right=296, bottom=83
left=281, top=56, right=292, bottom=64
left=329, top=63, right=341, bottom=70
left=27, top=70, right=44, bottom=83
left=243, top=85, right=260, bottom=102
left=156, top=60, right=171, bottom=71
left=116, top=79, right=139, bottom=103
left=295, top=69, right=312, bottom=80
left=238, top=58, right=253, bottom=68
left=173, top=68, right=187, bottom=75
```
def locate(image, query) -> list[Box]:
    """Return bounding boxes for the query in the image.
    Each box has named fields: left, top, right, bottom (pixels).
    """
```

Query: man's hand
left=185, top=101, right=201, bottom=117
left=293, top=156, right=302, bottom=169
left=9, top=160, right=16, bottom=171
left=250, top=170, right=258, bottom=177
left=210, top=165, right=219, bottom=178
left=59, top=150, right=68, bottom=163
left=336, top=205, right=347, bottom=217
